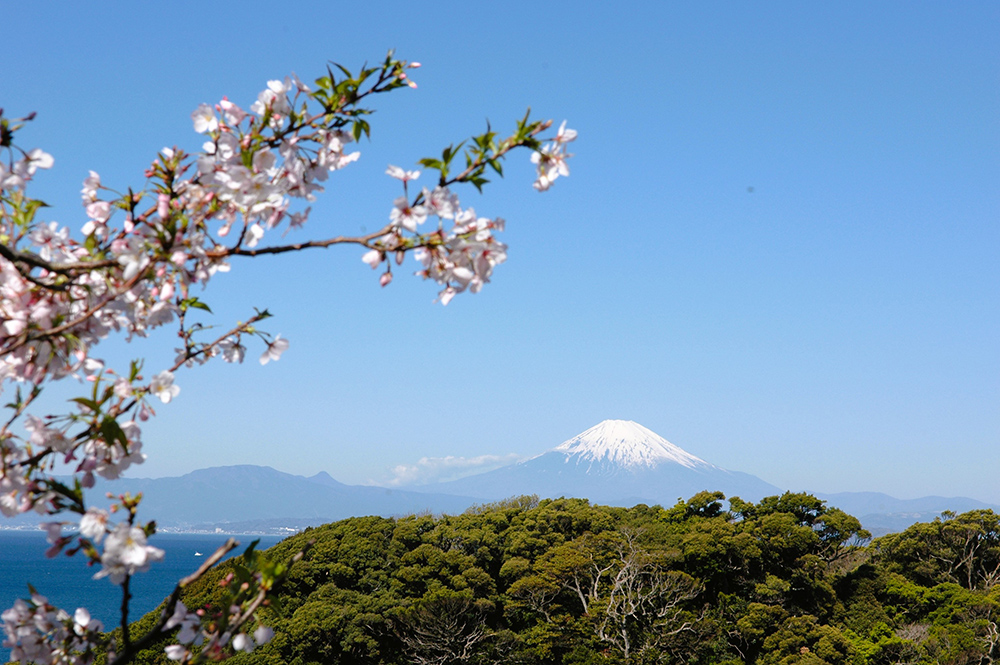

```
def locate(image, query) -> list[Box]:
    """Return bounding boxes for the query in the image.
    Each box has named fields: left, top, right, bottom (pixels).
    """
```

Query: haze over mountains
left=3, top=420, right=993, bottom=536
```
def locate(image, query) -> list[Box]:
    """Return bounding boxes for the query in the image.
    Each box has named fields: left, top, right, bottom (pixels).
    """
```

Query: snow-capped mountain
left=550, top=419, right=710, bottom=470
left=419, top=420, right=782, bottom=505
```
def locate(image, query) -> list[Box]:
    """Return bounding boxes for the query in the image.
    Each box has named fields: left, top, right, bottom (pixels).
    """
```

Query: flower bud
left=361, top=249, right=382, bottom=269
left=380, top=271, right=393, bottom=287
left=157, top=194, right=170, bottom=220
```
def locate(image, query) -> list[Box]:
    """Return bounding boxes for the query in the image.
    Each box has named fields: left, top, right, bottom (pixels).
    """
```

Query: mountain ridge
left=2, top=422, right=993, bottom=536
left=419, top=419, right=782, bottom=504
left=546, top=419, right=711, bottom=470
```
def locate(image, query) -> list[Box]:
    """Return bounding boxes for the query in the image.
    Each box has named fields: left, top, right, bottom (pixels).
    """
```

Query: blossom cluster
left=362, top=172, right=512, bottom=304
left=0, top=68, right=362, bottom=516
left=531, top=121, right=577, bottom=191
left=1, top=53, right=573, bottom=665
left=162, top=602, right=273, bottom=662
left=361, top=115, right=576, bottom=304
left=1, top=595, right=103, bottom=665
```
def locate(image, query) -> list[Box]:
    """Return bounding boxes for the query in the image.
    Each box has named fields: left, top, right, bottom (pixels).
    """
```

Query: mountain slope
left=4, top=466, right=478, bottom=531
left=421, top=420, right=782, bottom=504
left=123, top=466, right=479, bottom=527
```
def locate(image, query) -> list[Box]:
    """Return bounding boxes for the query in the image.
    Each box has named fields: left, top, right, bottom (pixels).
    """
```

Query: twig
left=106, top=538, right=239, bottom=665
left=207, top=228, right=391, bottom=259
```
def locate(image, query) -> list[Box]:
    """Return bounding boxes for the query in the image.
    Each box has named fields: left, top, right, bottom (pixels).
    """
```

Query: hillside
left=112, top=493, right=1000, bottom=665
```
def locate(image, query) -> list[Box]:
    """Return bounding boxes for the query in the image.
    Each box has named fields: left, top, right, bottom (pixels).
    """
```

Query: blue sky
left=4, top=2, right=998, bottom=501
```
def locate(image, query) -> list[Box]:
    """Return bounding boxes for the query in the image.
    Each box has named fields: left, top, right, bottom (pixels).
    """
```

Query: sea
left=0, top=530, right=284, bottom=662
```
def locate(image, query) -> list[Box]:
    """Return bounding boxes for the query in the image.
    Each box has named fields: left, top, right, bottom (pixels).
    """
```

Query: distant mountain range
left=3, top=466, right=478, bottom=534
left=418, top=420, right=782, bottom=505
left=813, top=491, right=1000, bottom=536
left=2, top=420, right=994, bottom=536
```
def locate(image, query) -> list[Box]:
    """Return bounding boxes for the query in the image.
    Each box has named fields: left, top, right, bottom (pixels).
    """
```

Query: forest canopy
left=115, top=494, right=1000, bottom=665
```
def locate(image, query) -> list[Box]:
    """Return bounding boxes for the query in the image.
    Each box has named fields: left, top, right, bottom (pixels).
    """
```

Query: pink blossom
left=218, top=98, right=247, bottom=125
left=149, top=371, right=180, bottom=404
left=389, top=195, right=427, bottom=232
left=386, top=165, right=420, bottom=182
left=191, top=104, right=218, bottom=134
left=254, top=626, right=274, bottom=644
left=259, top=335, right=289, bottom=365
left=80, top=171, right=101, bottom=202
left=555, top=120, right=578, bottom=143
left=79, top=508, right=109, bottom=543
left=362, top=249, right=383, bottom=269
left=94, top=523, right=164, bottom=585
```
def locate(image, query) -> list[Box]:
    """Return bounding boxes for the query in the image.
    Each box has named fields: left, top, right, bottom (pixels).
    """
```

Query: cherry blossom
left=555, top=120, right=578, bottom=143
left=531, top=120, right=576, bottom=191
left=94, top=523, right=165, bottom=585
left=389, top=195, right=428, bottom=232
left=79, top=508, right=109, bottom=542
left=259, top=336, right=289, bottom=365
left=1, top=594, right=102, bottom=665
left=423, top=186, right=459, bottom=219
left=190, top=104, right=218, bottom=134
left=386, top=164, right=420, bottom=182
left=254, top=626, right=274, bottom=644
left=0, top=54, right=574, bottom=665
left=80, top=172, right=101, bottom=203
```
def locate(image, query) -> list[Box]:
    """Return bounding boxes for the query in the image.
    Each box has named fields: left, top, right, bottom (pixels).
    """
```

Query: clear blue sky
left=4, top=2, right=997, bottom=501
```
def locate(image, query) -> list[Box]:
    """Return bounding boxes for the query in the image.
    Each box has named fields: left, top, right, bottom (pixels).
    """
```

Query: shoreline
left=0, top=525, right=300, bottom=538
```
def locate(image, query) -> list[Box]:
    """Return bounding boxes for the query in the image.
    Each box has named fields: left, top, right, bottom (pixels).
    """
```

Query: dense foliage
left=119, top=494, right=1000, bottom=665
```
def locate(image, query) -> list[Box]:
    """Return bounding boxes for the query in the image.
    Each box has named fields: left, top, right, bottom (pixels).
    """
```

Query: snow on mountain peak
left=553, top=420, right=710, bottom=470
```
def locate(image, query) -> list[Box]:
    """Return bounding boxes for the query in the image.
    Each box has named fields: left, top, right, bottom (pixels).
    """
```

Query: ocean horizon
left=0, top=530, right=284, bottom=662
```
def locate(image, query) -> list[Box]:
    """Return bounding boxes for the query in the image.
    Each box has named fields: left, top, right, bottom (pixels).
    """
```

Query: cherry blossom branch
left=180, top=539, right=240, bottom=586
left=168, top=310, right=271, bottom=372
left=119, top=572, right=133, bottom=651
left=206, top=228, right=390, bottom=259
left=1, top=53, right=575, bottom=665
left=442, top=118, right=552, bottom=188
left=0, top=240, right=119, bottom=274
left=1, top=269, right=145, bottom=356
left=229, top=543, right=311, bottom=631
left=0, top=242, right=55, bottom=271
left=106, top=539, right=239, bottom=665
left=0, top=384, right=40, bottom=435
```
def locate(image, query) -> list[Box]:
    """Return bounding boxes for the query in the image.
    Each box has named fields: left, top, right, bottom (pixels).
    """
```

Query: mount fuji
left=419, top=420, right=782, bottom=506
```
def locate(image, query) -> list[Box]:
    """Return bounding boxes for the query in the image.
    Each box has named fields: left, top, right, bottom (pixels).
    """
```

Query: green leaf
left=45, top=478, right=84, bottom=509
left=233, top=564, right=253, bottom=584
left=71, top=397, right=101, bottom=412
left=99, top=417, right=128, bottom=449
left=244, top=539, right=260, bottom=561
left=179, top=297, right=212, bottom=313
left=4, top=385, right=24, bottom=410
left=351, top=119, right=371, bottom=141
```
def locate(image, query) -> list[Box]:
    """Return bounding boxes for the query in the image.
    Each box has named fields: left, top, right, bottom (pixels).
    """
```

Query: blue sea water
left=0, top=531, right=283, bottom=662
